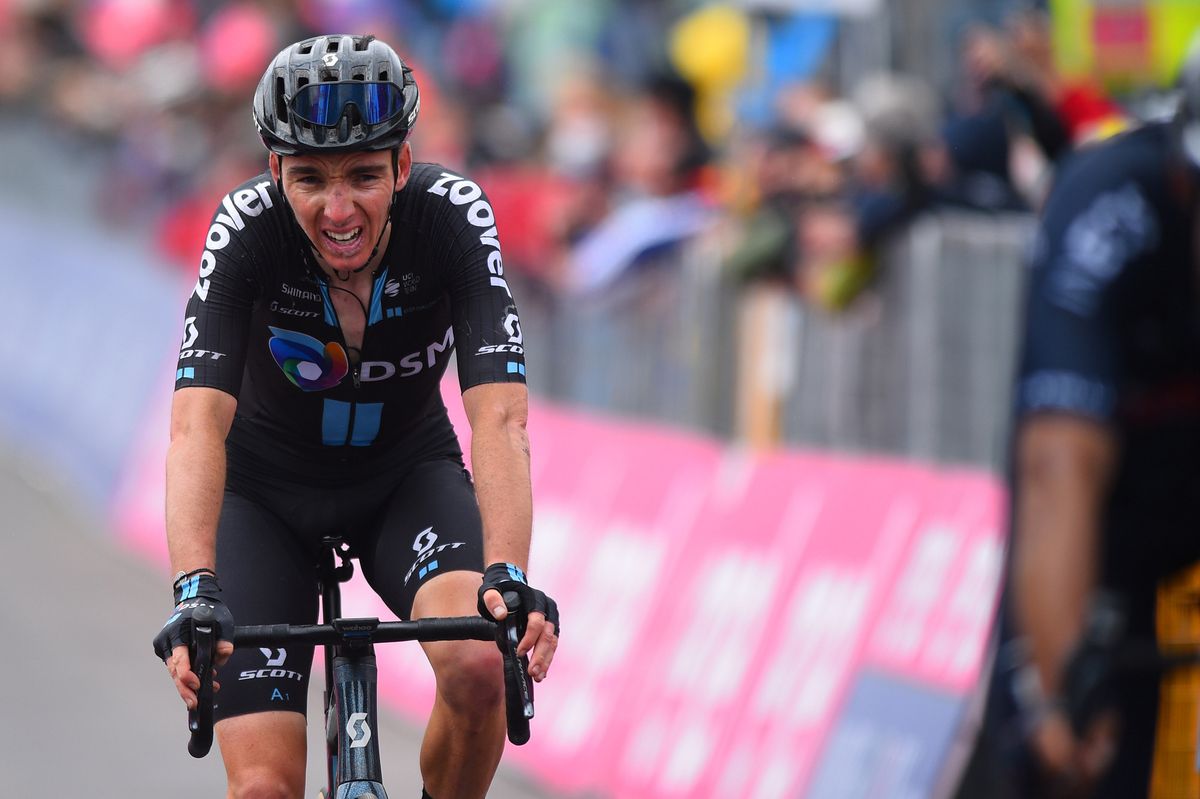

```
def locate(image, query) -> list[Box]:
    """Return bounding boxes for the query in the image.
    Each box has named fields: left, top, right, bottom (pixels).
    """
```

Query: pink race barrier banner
left=113, top=377, right=1005, bottom=798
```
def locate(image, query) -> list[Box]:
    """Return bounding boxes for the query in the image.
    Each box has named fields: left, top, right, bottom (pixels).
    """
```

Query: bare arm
left=462, top=381, right=560, bottom=680
left=1010, top=414, right=1119, bottom=782
left=1012, top=413, right=1116, bottom=698
left=462, top=381, right=532, bottom=569
left=158, top=386, right=237, bottom=707
left=166, top=386, right=237, bottom=574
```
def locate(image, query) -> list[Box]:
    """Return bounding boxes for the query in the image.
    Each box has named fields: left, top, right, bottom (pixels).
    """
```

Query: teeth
left=326, top=228, right=361, bottom=242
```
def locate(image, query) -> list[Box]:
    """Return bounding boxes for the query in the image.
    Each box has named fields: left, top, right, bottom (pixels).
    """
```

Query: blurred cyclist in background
left=150, top=33, right=559, bottom=799
left=955, top=41, right=1200, bottom=799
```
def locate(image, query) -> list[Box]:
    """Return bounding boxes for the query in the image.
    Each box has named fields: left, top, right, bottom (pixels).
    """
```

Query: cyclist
left=954, top=45, right=1200, bottom=799
left=151, top=34, right=559, bottom=799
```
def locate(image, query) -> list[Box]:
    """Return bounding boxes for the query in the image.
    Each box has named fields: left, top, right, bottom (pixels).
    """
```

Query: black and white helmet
left=252, top=34, right=420, bottom=155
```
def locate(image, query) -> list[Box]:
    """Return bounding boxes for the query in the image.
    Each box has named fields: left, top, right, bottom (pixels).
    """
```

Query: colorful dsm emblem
left=267, top=326, right=349, bottom=391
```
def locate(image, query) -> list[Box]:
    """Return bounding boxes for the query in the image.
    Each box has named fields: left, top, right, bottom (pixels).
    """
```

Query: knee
left=227, top=768, right=301, bottom=799
left=435, top=641, right=504, bottom=714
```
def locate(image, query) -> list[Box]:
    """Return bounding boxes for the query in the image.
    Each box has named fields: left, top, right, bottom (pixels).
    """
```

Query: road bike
left=184, top=537, right=534, bottom=799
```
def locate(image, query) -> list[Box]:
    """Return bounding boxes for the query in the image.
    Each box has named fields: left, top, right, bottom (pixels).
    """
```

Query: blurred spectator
left=772, top=72, right=949, bottom=311
left=609, top=72, right=711, bottom=201
left=563, top=72, right=717, bottom=294
left=722, top=119, right=849, bottom=290
left=850, top=72, right=946, bottom=243
left=1005, top=7, right=1129, bottom=147
left=940, top=22, right=1058, bottom=212
left=525, top=64, right=617, bottom=280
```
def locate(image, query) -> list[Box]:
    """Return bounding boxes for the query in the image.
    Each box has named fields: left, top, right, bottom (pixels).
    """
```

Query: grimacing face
left=270, top=145, right=412, bottom=274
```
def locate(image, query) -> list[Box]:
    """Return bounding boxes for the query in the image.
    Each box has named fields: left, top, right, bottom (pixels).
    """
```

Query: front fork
left=331, top=648, right=388, bottom=799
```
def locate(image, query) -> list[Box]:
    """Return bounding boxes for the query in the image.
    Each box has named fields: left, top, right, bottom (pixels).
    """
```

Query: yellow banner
left=1051, top=0, right=1200, bottom=88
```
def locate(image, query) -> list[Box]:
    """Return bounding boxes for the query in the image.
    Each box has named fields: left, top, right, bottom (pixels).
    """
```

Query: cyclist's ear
left=393, top=143, right=413, bottom=191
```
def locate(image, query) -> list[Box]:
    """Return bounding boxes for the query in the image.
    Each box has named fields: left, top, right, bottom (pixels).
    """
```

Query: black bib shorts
left=211, top=456, right=485, bottom=722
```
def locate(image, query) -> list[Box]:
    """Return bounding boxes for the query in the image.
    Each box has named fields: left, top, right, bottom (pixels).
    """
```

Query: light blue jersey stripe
left=317, top=283, right=337, bottom=326
left=368, top=268, right=388, bottom=326
left=350, top=402, right=383, bottom=446
left=322, top=399, right=352, bottom=445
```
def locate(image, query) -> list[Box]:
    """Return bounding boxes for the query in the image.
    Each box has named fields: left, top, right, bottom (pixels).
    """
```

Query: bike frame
left=318, top=538, right=387, bottom=799
left=185, top=537, right=533, bottom=799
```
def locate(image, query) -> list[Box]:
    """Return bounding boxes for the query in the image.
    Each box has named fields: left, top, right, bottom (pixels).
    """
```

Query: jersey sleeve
left=173, top=177, right=277, bottom=398
left=1014, top=151, right=1160, bottom=423
left=423, top=168, right=528, bottom=390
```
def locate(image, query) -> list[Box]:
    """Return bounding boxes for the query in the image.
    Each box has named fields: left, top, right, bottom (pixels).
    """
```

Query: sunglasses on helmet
left=289, top=81, right=406, bottom=127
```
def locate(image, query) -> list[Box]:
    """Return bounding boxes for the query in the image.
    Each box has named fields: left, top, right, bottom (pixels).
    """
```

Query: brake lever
left=497, top=590, right=534, bottom=745
left=187, top=605, right=216, bottom=758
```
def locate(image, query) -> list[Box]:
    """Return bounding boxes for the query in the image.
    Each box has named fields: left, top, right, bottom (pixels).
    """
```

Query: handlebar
left=184, top=594, right=535, bottom=757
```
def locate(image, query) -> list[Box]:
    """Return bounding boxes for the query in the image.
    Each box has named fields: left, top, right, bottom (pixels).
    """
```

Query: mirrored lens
left=290, top=82, right=405, bottom=127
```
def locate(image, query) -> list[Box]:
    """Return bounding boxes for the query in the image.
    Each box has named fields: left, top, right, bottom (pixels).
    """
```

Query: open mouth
left=323, top=227, right=363, bottom=245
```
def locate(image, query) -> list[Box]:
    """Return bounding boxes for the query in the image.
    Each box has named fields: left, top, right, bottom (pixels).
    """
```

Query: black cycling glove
left=152, top=571, right=235, bottom=661
left=1062, top=592, right=1126, bottom=735
left=477, top=562, right=561, bottom=635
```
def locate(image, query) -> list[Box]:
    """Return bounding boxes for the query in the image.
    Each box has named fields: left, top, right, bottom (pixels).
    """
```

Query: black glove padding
left=1063, top=592, right=1126, bottom=736
left=477, top=562, right=561, bottom=636
left=152, top=572, right=235, bottom=661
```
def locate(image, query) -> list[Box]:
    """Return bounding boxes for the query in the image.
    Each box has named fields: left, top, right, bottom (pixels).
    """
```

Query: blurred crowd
left=0, top=0, right=1135, bottom=311
left=723, top=7, right=1134, bottom=310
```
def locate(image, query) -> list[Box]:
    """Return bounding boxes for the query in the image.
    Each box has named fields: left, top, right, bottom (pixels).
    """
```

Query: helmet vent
left=379, top=69, right=390, bottom=83
left=319, top=69, right=338, bottom=82
left=274, top=76, right=288, bottom=123
left=327, top=39, right=340, bottom=54
left=298, top=41, right=314, bottom=55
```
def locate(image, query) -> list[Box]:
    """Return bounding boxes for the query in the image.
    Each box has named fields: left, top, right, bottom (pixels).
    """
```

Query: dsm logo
left=267, top=326, right=349, bottom=391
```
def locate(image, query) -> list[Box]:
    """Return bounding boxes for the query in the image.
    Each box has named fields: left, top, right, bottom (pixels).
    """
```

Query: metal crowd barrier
left=779, top=212, right=1034, bottom=469
left=513, top=210, right=1035, bottom=472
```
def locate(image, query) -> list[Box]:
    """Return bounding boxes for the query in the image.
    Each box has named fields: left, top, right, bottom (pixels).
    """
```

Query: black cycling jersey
left=1016, top=122, right=1200, bottom=589
left=174, top=162, right=526, bottom=481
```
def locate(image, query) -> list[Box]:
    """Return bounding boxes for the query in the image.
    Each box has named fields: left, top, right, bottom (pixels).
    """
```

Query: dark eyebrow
left=284, top=164, right=322, bottom=177
left=284, top=161, right=387, bottom=179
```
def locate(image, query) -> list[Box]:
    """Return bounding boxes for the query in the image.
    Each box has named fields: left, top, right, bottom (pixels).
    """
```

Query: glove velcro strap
left=478, top=562, right=532, bottom=618
left=485, top=562, right=527, bottom=586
